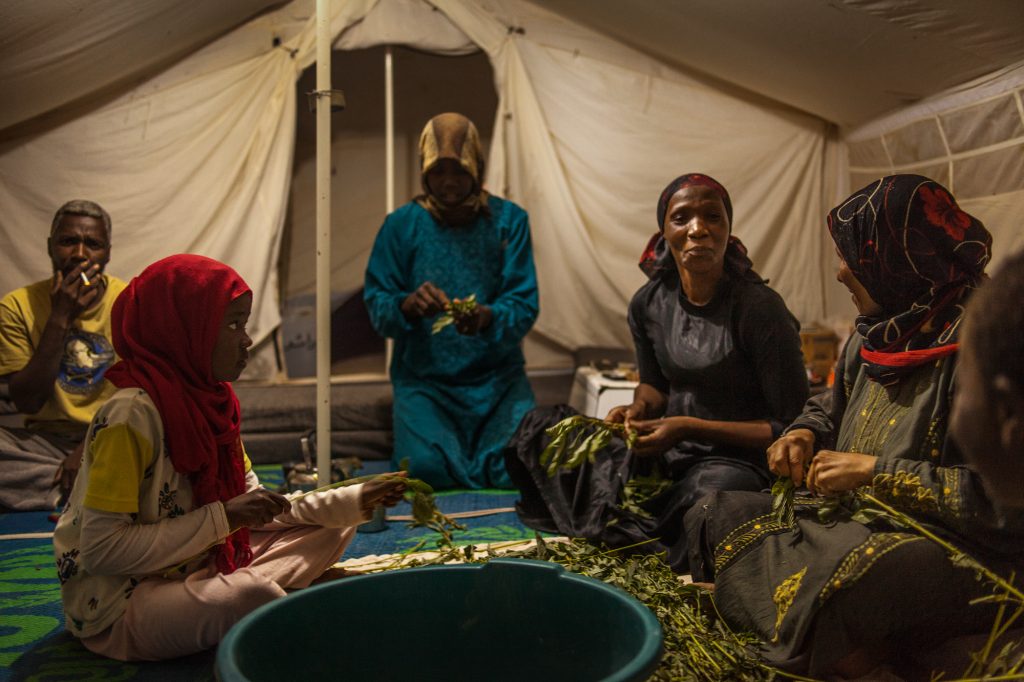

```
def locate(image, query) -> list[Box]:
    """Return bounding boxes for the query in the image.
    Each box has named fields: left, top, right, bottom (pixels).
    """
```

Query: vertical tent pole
left=385, top=46, right=395, bottom=214
left=315, top=0, right=332, bottom=484
left=384, top=45, right=396, bottom=375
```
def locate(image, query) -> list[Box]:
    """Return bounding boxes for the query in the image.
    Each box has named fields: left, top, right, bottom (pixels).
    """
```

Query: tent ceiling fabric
left=5, top=0, right=1020, bottom=134
left=334, top=0, right=477, bottom=54
left=535, top=0, right=1024, bottom=128
left=0, top=0, right=285, bottom=134
left=0, top=0, right=322, bottom=351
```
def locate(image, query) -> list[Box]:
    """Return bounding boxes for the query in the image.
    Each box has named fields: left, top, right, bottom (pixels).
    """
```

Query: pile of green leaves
left=619, top=474, right=674, bottom=520
left=431, top=294, right=478, bottom=334
left=406, top=487, right=467, bottom=544
left=539, top=415, right=638, bottom=476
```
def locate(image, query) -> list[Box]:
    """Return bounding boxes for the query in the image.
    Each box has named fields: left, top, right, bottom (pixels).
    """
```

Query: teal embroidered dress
left=364, top=196, right=538, bottom=488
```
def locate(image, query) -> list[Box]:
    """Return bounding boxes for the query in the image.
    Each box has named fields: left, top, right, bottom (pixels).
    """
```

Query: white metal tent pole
left=315, top=0, right=332, bottom=484
left=384, top=45, right=395, bottom=375
left=385, top=46, right=395, bottom=213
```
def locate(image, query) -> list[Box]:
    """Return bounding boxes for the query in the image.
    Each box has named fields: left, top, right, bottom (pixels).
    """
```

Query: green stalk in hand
left=539, top=415, right=637, bottom=477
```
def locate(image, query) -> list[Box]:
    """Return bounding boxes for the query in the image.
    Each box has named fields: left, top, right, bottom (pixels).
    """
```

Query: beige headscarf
left=415, top=112, right=490, bottom=226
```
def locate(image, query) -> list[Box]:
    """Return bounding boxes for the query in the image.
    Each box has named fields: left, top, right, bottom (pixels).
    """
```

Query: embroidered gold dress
left=686, top=335, right=1024, bottom=675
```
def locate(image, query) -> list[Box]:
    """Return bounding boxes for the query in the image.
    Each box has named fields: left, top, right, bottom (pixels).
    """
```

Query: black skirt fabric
left=504, top=404, right=770, bottom=572
left=684, top=489, right=1003, bottom=676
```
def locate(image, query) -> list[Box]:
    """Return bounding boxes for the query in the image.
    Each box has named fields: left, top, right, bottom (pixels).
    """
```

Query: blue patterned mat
left=0, top=465, right=533, bottom=681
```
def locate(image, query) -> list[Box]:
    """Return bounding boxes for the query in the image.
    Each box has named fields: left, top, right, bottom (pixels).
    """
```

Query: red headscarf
left=106, top=254, right=253, bottom=573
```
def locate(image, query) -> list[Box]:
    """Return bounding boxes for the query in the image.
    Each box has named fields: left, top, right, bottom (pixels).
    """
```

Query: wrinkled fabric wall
left=0, top=47, right=298, bottom=350
left=328, top=0, right=839, bottom=351
left=283, top=48, right=498, bottom=300
left=9, top=0, right=1015, bottom=378
left=0, top=0, right=839, bottom=369
left=0, top=0, right=283, bottom=132
left=0, top=0, right=373, bottom=358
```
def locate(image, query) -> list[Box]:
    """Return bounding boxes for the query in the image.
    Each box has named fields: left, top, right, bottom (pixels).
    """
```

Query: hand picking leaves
left=296, top=473, right=464, bottom=542
left=431, top=293, right=479, bottom=334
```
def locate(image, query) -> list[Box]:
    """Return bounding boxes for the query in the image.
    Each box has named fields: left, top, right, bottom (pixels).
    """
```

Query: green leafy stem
left=431, top=294, right=478, bottom=334
left=855, top=493, right=1024, bottom=680
left=770, top=476, right=795, bottom=526
left=297, top=474, right=466, bottom=543
left=539, top=415, right=638, bottom=477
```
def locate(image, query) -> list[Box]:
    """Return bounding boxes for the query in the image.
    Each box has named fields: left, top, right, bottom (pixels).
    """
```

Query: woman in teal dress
left=364, top=113, right=538, bottom=489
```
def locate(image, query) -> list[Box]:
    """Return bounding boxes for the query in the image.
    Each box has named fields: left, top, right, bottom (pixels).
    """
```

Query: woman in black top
left=505, top=173, right=808, bottom=571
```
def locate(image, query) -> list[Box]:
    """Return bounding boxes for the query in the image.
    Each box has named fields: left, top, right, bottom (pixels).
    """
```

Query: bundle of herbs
left=769, top=476, right=871, bottom=527
left=298, top=473, right=466, bottom=543
left=619, top=474, right=674, bottom=520
left=431, top=294, right=479, bottom=334
left=163, top=471, right=465, bottom=576
left=539, top=414, right=638, bottom=476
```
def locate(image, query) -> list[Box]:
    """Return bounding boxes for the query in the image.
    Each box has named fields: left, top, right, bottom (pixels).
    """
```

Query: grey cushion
left=236, top=382, right=392, bottom=434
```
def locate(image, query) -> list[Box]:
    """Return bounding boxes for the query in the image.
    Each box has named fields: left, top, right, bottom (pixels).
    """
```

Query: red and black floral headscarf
left=639, top=172, right=761, bottom=283
left=106, top=254, right=253, bottom=574
left=829, top=175, right=991, bottom=385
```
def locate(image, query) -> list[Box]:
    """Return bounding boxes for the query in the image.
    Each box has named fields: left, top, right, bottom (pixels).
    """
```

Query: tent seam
left=848, top=136, right=1024, bottom=174
left=932, top=114, right=953, bottom=193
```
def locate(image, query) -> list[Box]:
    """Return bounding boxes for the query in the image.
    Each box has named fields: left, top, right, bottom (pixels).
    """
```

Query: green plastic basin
left=216, top=558, right=663, bottom=681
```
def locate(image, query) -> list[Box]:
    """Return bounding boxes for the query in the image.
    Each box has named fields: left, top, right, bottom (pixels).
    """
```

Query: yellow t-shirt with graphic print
left=0, top=274, right=127, bottom=433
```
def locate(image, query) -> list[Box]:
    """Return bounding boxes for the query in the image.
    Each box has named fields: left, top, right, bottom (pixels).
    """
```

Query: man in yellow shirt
left=0, top=200, right=127, bottom=510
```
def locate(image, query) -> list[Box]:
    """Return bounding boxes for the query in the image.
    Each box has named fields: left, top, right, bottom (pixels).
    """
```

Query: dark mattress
left=236, top=381, right=394, bottom=464
left=236, top=371, right=573, bottom=465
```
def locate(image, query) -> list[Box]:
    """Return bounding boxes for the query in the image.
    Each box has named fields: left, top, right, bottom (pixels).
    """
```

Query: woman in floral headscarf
left=686, top=175, right=1024, bottom=678
left=505, top=173, right=808, bottom=572
left=364, top=113, right=539, bottom=490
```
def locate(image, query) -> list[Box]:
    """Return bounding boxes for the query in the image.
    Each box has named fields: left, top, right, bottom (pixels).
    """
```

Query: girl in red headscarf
left=54, top=254, right=406, bottom=661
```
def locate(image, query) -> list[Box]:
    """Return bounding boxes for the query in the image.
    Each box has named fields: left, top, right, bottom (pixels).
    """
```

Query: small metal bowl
left=357, top=505, right=388, bottom=533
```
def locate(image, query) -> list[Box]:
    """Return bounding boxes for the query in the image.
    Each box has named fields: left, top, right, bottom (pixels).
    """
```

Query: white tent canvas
left=2, top=0, right=1022, bottom=378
